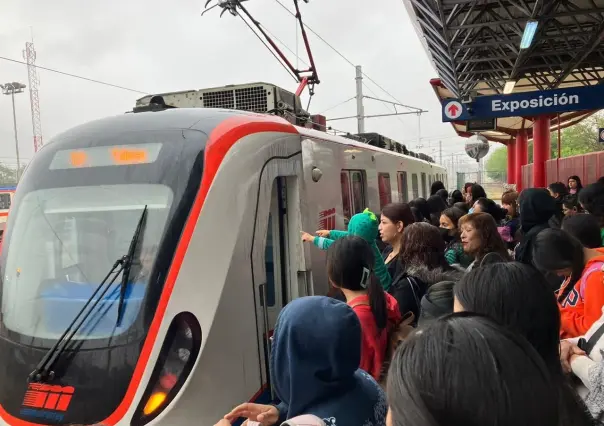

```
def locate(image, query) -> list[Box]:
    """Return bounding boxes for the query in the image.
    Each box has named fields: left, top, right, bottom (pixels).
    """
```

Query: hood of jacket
left=347, top=208, right=379, bottom=242
left=519, top=188, right=557, bottom=233
left=270, top=296, right=387, bottom=426
left=403, top=263, right=464, bottom=287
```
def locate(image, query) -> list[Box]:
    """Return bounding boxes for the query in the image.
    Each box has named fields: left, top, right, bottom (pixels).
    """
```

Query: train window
left=397, top=172, right=409, bottom=203
left=1, top=184, right=174, bottom=341
left=0, top=194, right=11, bottom=210
left=421, top=173, right=427, bottom=197
left=351, top=171, right=366, bottom=214
left=411, top=173, right=419, bottom=199
left=264, top=214, right=276, bottom=307
left=378, top=173, right=392, bottom=209
left=428, top=175, right=432, bottom=188
left=340, top=172, right=352, bottom=222
left=341, top=170, right=366, bottom=221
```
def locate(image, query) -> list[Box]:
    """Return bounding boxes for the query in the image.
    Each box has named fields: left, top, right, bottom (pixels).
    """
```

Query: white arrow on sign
left=444, top=101, right=463, bottom=120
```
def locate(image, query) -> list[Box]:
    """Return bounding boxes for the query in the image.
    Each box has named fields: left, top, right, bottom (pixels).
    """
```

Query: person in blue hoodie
left=221, top=296, right=387, bottom=426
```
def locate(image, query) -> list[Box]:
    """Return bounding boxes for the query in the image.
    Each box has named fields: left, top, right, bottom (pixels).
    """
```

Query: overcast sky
left=0, top=0, right=484, bottom=174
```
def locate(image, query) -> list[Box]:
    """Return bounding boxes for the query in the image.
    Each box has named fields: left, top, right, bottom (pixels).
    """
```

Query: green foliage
left=0, top=163, right=26, bottom=186
left=485, top=114, right=604, bottom=178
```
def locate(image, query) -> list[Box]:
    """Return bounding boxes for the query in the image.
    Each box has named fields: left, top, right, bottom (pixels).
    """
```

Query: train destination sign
left=441, top=83, right=604, bottom=122
left=466, top=118, right=496, bottom=132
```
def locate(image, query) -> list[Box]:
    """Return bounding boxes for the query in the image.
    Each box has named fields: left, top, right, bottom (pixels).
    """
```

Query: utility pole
left=1, top=82, right=26, bottom=182
left=439, top=140, right=443, bottom=164
left=477, top=158, right=483, bottom=184
left=329, top=65, right=427, bottom=135
left=355, top=65, right=365, bottom=134
left=416, top=113, right=421, bottom=149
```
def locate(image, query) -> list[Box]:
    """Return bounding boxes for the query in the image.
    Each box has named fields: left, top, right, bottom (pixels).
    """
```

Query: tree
left=0, top=163, right=27, bottom=185
left=485, top=113, right=604, bottom=178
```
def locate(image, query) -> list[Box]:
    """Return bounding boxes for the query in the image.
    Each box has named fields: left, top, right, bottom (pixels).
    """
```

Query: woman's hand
left=301, top=232, right=315, bottom=243
left=560, top=340, right=585, bottom=373
left=315, top=230, right=330, bottom=237
left=224, top=403, right=279, bottom=425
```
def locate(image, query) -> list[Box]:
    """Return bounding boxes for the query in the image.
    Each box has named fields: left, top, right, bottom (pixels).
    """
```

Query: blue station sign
left=441, top=84, right=604, bottom=123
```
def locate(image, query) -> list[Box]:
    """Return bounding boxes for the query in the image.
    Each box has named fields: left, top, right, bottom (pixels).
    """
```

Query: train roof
left=40, top=108, right=250, bottom=151
left=297, top=126, right=445, bottom=168
left=42, top=108, right=445, bottom=169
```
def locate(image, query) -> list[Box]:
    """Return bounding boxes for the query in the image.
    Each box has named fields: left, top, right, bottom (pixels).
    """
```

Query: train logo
left=318, top=208, right=336, bottom=230
left=22, top=383, right=75, bottom=412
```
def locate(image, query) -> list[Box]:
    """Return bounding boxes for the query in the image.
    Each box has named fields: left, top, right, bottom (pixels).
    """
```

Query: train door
left=251, top=155, right=311, bottom=403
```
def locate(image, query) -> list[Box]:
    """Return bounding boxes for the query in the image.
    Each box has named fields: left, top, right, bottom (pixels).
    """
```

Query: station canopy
left=403, top=0, right=604, bottom=144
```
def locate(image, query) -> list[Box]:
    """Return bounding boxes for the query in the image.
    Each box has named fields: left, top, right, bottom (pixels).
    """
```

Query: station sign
left=441, top=83, right=604, bottom=122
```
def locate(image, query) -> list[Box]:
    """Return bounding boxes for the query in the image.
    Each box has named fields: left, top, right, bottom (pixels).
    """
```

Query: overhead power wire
left=0, top=56, right=147, bottom=95
left=236, top=15, right=299, bottom=83
left=272, top=0, right=417, bottom=111
left=318, top=96, right=356, bottom=114
left=270, top=0, right=415, bottom=130
left=361, top=83, right=411, bottom=124
left=260, top=23, right=310, bottom=68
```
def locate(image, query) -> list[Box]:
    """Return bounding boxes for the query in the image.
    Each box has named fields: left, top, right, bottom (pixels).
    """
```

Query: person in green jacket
left=301, top=208, right=392, bottom=290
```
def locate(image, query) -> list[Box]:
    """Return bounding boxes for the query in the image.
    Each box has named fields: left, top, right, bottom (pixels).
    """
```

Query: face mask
left=469, top=207, right=475, bottom=214
left=439, top=226, right=454, bottom=242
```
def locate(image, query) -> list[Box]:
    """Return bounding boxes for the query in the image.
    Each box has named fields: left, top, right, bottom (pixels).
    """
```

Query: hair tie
left=360, top=267, right=370, bottom=289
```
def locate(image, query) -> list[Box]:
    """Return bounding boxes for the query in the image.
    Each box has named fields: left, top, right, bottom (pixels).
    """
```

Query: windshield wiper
left=29, top=206, right=148, bottom=383
left=117, top=205, right=148, bottom=326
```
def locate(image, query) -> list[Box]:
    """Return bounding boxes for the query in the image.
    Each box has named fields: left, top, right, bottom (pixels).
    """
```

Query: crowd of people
left=215, top=176, right=604, bottom=426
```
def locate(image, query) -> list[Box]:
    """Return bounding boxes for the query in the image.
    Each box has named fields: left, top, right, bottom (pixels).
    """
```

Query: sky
left=0, top=0, right=486, bottom=177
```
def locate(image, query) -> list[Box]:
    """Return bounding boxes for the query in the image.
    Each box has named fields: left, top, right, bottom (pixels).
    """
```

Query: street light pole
left=1, top=82, right=26, bottom=183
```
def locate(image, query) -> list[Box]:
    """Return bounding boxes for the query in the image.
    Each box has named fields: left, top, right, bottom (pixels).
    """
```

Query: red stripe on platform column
left=515, top=129, right=528, bottom=191
left=507, top=140, right=516, bottom=185
left=533, top=116, right=551, bottom=188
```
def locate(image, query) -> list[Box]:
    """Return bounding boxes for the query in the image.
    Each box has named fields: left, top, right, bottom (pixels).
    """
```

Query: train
left=0, top=85, right=445, bottom=425
left=0, top=186, right=16, bottom=242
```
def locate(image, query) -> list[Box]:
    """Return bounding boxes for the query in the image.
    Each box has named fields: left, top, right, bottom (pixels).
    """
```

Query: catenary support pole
left=355, top=66, right=365, bottom=134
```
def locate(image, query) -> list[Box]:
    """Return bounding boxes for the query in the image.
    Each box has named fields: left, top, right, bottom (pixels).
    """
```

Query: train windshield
left=0, top=129, right=207, bottom=348
left=1, top=184, right=173, bottom=341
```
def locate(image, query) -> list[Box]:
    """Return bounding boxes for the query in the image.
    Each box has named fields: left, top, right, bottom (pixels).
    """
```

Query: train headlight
left=132, top=312, right=201, bottom=425
left=143, top=392, right=167, bottom=416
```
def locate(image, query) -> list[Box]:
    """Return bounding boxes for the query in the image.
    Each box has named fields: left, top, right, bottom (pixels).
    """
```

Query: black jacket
left=389, top=263, right=463, bottom=323
left=514, top=188, right=563, bottom=290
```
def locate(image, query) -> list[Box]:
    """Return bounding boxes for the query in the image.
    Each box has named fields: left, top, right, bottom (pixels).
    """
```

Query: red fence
left=521, top=151, right=604, bottom=188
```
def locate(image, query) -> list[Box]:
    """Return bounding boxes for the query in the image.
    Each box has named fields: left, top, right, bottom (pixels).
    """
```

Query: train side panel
left=124, top=130, right=307, bottom=425
left=300, top=135, right=446, bottom=295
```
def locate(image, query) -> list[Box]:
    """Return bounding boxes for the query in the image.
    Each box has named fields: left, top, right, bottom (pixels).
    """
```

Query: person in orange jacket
left=533, top=228, right=604, bottom=338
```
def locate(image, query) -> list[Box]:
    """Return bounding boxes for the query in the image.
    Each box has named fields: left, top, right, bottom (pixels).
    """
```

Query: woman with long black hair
left=386, top=314, right=591, bottom=426
left=533, top=228, right=604, bottom=339
left=569, top=175, right=584, bottom=196
left=327, top=236, right=401, bottom=380
left=439, top=207, right=472, bottom=269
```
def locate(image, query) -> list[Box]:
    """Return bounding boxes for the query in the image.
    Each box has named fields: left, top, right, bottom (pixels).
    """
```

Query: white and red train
left=0, top=92, right=445, bottom=425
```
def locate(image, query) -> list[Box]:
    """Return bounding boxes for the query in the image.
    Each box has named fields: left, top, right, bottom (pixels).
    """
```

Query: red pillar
left=533, top=116, right=551, bottom=188
left=515, top=129, right=528, bottom=191
left=507, top=140, right=516, bottom=185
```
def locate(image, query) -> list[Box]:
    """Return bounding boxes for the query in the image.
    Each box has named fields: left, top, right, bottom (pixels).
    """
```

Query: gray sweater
left=568, top=306, right=604, bottom=421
